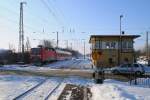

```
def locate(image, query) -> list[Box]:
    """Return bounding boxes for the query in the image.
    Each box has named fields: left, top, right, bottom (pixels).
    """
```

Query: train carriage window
left=52, top=48, right=55, bottom=51
left=48, top=48, right=51, bottom=51
left=48, top=48, right=55, bottom=52
left=31, top=48, right=41, bottom=55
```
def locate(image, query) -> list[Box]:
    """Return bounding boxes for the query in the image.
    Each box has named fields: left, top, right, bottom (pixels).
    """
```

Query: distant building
left=89, top=35, right=140, bottom=68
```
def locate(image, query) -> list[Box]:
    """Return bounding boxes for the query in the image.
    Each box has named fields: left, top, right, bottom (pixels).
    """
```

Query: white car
left=111, top=63, right=145, bottom=75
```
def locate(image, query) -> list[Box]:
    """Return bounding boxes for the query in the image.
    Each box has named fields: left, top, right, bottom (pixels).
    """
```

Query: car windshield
left=127, top=64, right=132, bottom=67
left=120, top=64, right=127, bottom=67
left=120, top=64, right=132, bottom=67
left=133, top=64, right=139, bottom=67
left=140, top=64, right=144, bottom=68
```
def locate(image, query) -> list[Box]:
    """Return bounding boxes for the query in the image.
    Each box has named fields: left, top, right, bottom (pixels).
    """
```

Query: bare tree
left=9, top=43, right=16, bottom=53
left=40, top=40, right=54, bottom=48
left=25, top=37, right=31, bottom=52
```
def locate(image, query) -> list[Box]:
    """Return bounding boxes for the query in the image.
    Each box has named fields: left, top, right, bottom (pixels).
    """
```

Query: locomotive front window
left=31, top=48, right=41, bottom=55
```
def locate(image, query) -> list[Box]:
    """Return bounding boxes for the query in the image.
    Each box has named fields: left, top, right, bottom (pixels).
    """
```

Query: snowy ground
left=0, top=75, right=92, bottom=100
left=0, top=74, right=150, bottom=100
left=1, top=59, right=150, bottom=75
left=0, top=59, right=150, bottom=100
left=44, top=59, right=93, bottom=69
left=91, top=79, right=150, bottom=100
left=137, top=60, right=148, bottom=65
left=0, top=59, right=93, bottom=71
left=0, top=75, right=45, bottom=100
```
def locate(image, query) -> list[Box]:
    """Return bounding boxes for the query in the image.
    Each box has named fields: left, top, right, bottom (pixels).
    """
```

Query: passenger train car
left=30, top=46, right=72, bottom=64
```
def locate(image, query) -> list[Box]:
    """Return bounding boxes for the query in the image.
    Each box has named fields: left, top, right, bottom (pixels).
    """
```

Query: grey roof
left=89, top=34, right=140, bottom=42
left=90, top=34, right=140, bottom=38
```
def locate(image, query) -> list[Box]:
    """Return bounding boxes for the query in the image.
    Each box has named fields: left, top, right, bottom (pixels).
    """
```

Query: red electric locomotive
left=30, top=46, right=72, bottom=64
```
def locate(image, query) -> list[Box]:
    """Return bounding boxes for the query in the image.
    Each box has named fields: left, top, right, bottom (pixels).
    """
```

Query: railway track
left=44, top=82, right=62, bottom=100
left=13, top=78, right=48, bottom=100
left=13, top=78, right=64, bottom=100
left=69, top=60, right=82, bottom=69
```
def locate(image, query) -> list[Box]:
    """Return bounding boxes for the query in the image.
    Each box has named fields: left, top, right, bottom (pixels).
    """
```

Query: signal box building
left=89, top=35, right=140, bottom=68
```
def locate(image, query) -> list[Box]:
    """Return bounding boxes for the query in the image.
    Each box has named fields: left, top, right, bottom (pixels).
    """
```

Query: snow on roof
left=55, top=49, right=72, bottom=55
left=90, top=34, right=140, bottom=38
left=89, top=34, right=140, bottom=42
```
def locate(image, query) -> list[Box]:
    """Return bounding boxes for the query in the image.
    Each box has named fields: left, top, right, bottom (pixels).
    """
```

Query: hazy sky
left=0, top=0, right=150, bottom=54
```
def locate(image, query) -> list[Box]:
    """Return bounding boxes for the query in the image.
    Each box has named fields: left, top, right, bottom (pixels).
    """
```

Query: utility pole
left=57, top=31, right=59, bottom=48
left=70, top=42, right=72, bottom=50
left=146, top=31, right=149, bottom=64
left=25, top=37, right=31, bottom=52
left=118, top=15, right=123, bottom=65
left=65, top=40, right=68, bottom=48
left=52, top=31, right=59, bottom=48
left=84, top=40, right=85, bottom=59
left=19, top=2, right=26, bottom=62
left=81, top=39, right=86, bottom=59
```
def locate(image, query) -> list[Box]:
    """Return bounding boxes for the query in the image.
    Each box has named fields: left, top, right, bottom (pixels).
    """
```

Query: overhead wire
left=47, top=0, right=69, bottom=26
left=0, top=6, right=43, bottom=33
left=40, top=0, right=64, bottom=26
left=0, top=3, right=62, bottom=34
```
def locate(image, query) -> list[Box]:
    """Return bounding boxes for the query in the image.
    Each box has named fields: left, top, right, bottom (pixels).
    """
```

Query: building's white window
left=105, top=41, right=116, bottom=49
left=122, top=41, right=127, bottom=49
left=127, top=41, right=133, bottom=48
left=106, top=42, right=110, bottom=49
left=122, top=41, right=133, bottom=49
left=92, top=41, right=101, bottom=49
left=110, top=42, right=116, bottom=49
left=95, top=41, right=99, bottom=49
left=92, top=44, right=95, bottom=49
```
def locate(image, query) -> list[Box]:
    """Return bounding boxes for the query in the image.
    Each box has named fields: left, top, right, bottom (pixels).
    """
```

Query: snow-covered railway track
left=69, top=60, right=82, bottom=68
left=13, top=78, right=48, bottom=100
left=14, top=78, right=63, bottom=100
left=44, top=82, right=62, bottom=100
